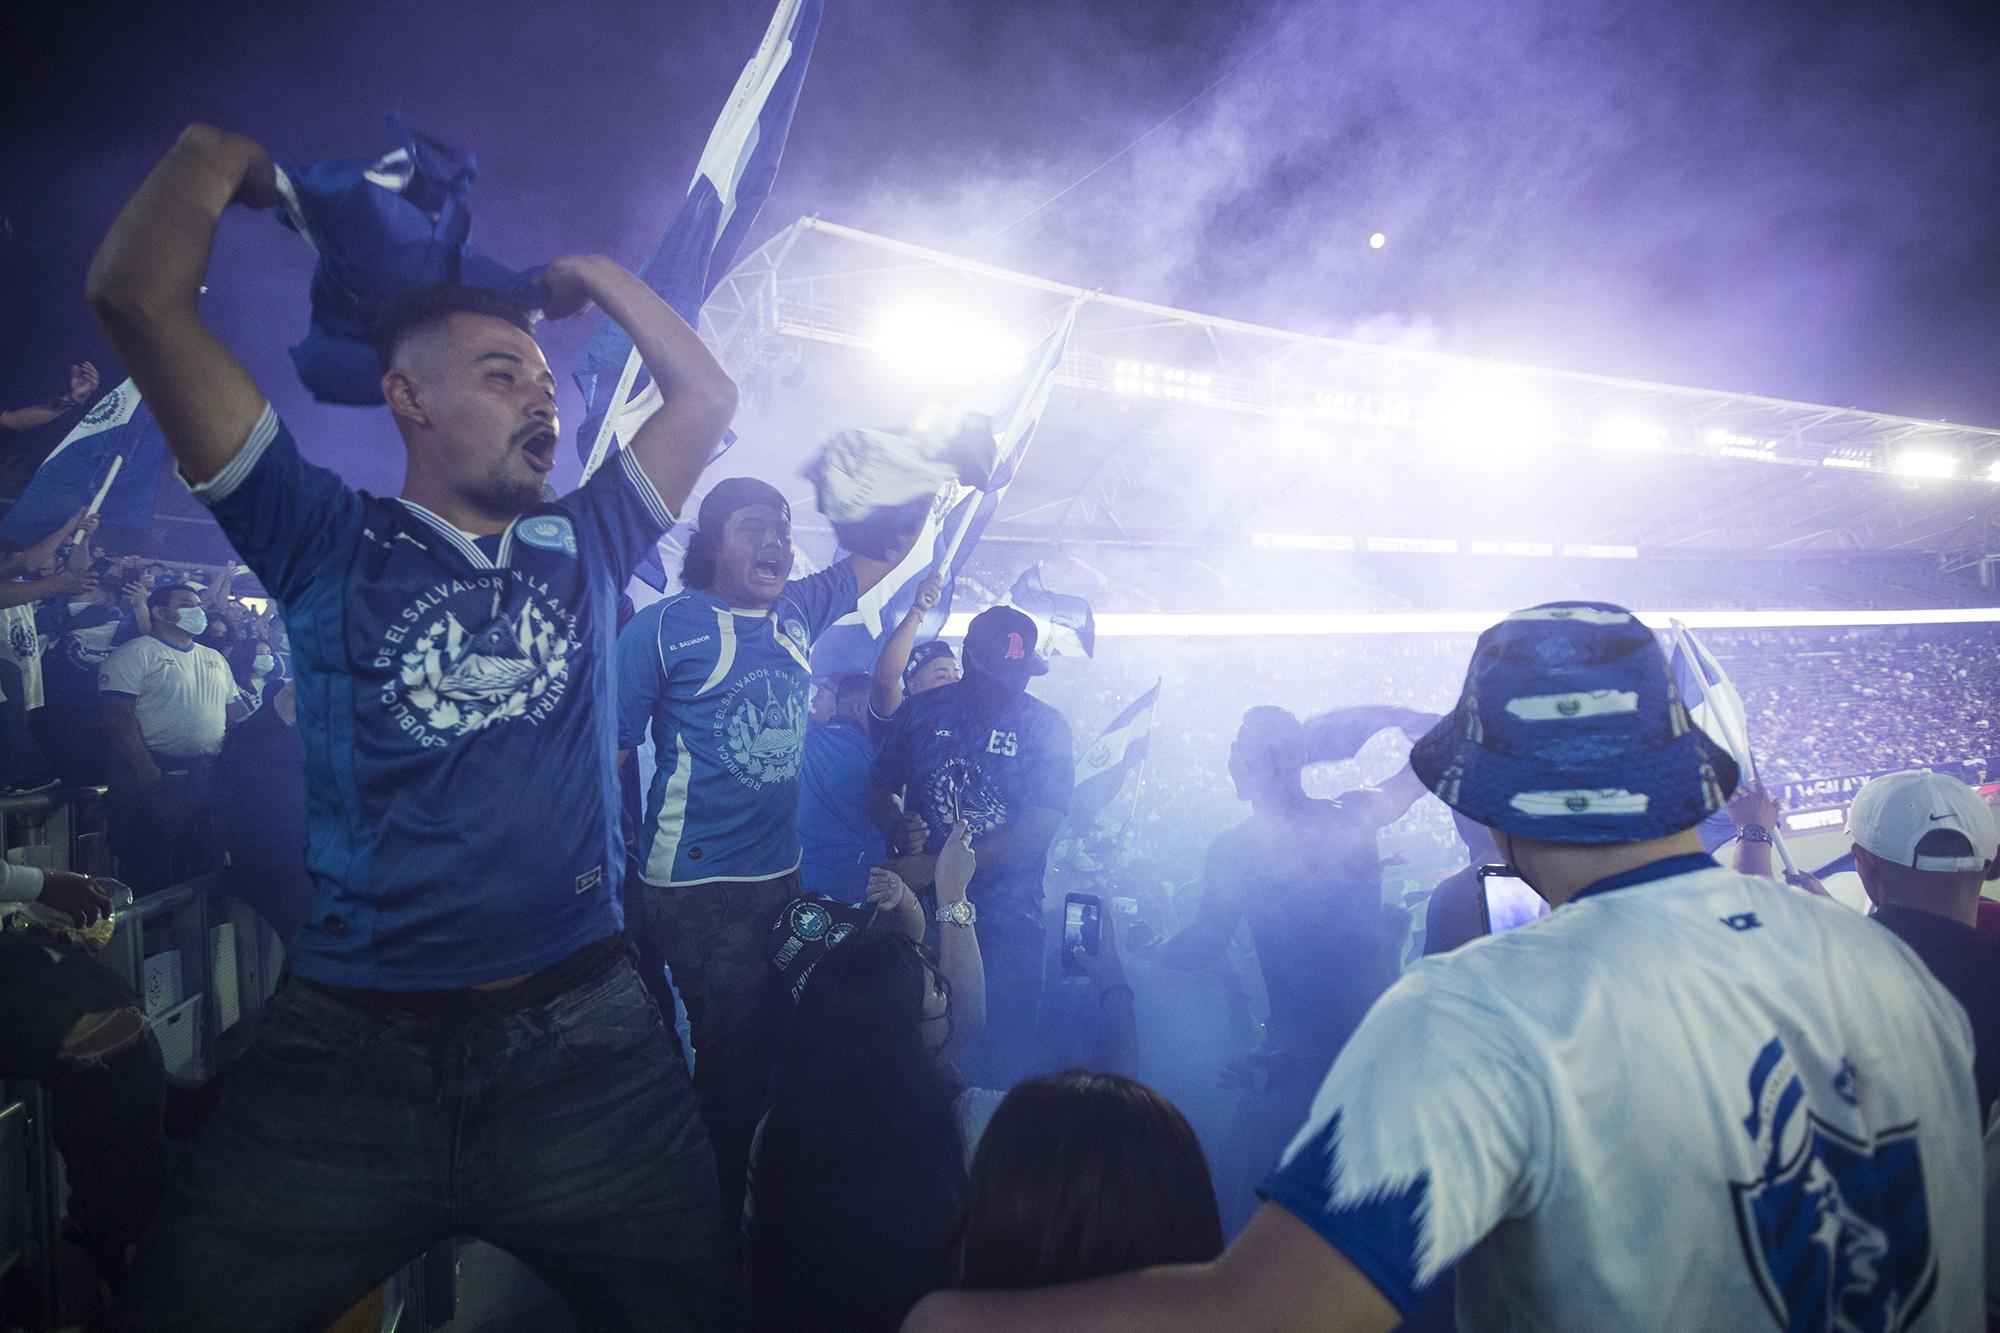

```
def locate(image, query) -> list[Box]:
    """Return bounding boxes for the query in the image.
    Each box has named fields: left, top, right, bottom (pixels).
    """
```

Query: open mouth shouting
left=750, top=550, right=790, bottom=588
left=517, top=425, right=559, bottom=474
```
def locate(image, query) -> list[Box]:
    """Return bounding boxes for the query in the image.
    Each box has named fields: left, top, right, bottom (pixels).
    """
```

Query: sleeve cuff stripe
left=185, top=403, right=279, bottom=504
left=618, top=448, right=678, bottom=530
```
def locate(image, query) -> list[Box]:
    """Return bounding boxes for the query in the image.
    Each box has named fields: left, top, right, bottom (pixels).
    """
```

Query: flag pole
left=579, top=347, right=644, bottom=486
left=1113, top=679, right=1161, bottom=839
left=72, top=454, right=124, bottom=545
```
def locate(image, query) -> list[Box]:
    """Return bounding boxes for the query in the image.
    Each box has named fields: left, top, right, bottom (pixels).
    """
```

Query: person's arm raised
left=85, top=125, right=278, bottom=484
left=537, top=256, right=736, bottom=519
left=870, top=573, right=943, bottom=720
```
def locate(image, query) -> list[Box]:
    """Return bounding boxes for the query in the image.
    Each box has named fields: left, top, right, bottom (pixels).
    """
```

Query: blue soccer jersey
left=191, top=405, right=676, bottom=989
left=618, top=564, right=857, bottom=887
left=869, top=681, right=1074, bottom=931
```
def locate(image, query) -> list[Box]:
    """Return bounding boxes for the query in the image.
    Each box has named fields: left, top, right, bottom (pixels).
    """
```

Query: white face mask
left=172, top=607, right=208, bottom=637
left=252, top=653, right=276, bottom=674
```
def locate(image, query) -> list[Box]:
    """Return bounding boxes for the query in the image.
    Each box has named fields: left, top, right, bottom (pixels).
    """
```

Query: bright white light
left=1820, top=453, right=1877, bottom=471
left=1890, top=450, right=1958, bottom=479
left=1594, top=417, right=1667, bottom=451
left=1988, top=460, right=2000, bottom=483
left=870, top=305, right=1025, bottom=381
left=1250, top=532, right=1356, bottom=551
left=1436, top=384, right=1552, bottom=454
left=1369, top=232, right=1386, bottom=250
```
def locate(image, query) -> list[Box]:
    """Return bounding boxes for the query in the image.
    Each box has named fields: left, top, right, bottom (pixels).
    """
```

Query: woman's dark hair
left=678, top=523, right=718, bottom=592
left=958, top=1071, right=1223, bottom=1290
left=747, top=930, right=968, bottom=1332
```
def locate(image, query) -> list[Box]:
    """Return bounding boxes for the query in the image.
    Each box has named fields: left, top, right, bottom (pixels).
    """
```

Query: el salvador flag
left=272, top=113, right=547, bottom=405
left=573, top=0, right=825, bottom=482
left=0, top=379, right=169, bottom=545
left=1001, top=564, right=1095, bottom=659
left=1072, top=681, right=1161, bottom=832
left=812, top=302, right=1080, bottom=675
left=1668, top=620, right=1774, bottom=857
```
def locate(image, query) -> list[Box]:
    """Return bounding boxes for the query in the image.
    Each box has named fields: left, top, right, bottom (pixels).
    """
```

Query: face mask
left=172, top=607, right=208, bottom=637
left=252, top=653, right=276, bottom=674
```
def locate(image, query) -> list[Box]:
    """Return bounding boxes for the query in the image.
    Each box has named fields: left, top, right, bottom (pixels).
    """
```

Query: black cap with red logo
left=961, top=605, right=1049, bottom=683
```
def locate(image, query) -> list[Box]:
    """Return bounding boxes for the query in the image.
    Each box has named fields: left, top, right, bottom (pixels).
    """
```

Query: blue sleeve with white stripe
left=559, top=446, right=678, bottom=582
left=188, top=405, right=361, bottom=607
left=614, top=601, right=668, bottom=751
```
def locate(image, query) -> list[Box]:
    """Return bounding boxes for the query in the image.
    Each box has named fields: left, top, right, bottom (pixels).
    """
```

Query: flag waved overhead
left=573, top=0, right=826, bottom=482
left=1071, top=680, right=1161, bottom=834
left=1001, top=564, right=1096, bottom=659
left=812, top=300, right=1080, bottom=674
left=271, top=113, right=547, bottom=405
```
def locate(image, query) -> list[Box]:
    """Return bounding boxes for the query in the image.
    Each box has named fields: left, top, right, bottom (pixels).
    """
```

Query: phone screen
left=1478, top=866, right=1550, bottom=935
left=1063, top=894, right=1102, bottom=973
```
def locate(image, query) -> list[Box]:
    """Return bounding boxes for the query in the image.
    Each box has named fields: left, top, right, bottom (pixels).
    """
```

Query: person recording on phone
left=868, top=603, right=1074, bottom=1088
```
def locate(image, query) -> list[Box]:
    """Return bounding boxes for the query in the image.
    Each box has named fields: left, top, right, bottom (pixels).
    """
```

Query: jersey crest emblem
left=718, top=668, right=806, bottom=787
left=1729, top=1036, right=1936, bottom=1333
left=517, top=515, right=577, bottom=556
left=391, top=585, right=576, bottom=741
left=7, top=620, right=33, bottom=660
left=925, top=757, right=1009, bottom=835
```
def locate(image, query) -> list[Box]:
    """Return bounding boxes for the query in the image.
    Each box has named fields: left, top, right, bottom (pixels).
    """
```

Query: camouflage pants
left=630, top=868, right=801, bottom=1229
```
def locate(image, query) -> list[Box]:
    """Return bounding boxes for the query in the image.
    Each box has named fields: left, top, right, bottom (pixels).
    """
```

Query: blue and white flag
left=574, top=0, right=825, bottom=482
left=812, top=302, right=1080, bottom=674
left=1001, top=564, right=1095, bottom=659
left=0, top=379, right=169, bottom=545
left=272, top=113, right=546, bottom=405
left=1072, top=681, right=1160, bottom=831
left=1669, top=619, right=1795, bottom=871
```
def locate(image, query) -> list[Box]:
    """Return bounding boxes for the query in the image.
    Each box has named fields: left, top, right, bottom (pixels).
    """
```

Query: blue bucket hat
left=1410, top=601, right=1738, bottom=844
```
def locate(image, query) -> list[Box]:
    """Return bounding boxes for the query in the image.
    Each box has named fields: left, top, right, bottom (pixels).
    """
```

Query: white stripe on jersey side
left=186, top=403, right=281, bottom=505
left=698, top=609, right=737, bottom=695
left=645, top=733, right=695, bottom=887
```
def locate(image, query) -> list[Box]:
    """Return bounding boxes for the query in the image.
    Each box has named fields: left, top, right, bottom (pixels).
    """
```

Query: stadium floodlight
left=1594, top=417, right=1667, bottom=451
left=1820, top=451, right=1877, bottom=471
left=1889, top=450, right=1958, bottom=479
left=1435, top=383, right=1551, bottom=454
left=870, top=304, right=1025, bottom=381
left=1988, top=459, right=2000, bottom=483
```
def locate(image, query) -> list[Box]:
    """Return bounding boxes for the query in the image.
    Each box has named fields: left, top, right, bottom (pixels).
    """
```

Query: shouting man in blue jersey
left=87, top=125, right=740, bottom=1330
left=617, top=475, right=915, bottom=1224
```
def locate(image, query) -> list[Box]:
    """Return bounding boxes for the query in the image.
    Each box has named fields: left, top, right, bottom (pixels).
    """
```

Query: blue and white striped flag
left=1669, top=619, right=1796, bottom=871
left=0, top=379, right=168, bottom=545
left=812, top=302, right=1079, bottom=674
left=1072, top=681, right=1160, bottom=832
left=573, top=0, right=824, bottom=482
left=1001, top=564, right=1095, bottom=659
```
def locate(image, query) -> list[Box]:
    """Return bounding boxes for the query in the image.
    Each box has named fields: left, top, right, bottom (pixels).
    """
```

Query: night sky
left=6, top=0, right=1999, bottom=492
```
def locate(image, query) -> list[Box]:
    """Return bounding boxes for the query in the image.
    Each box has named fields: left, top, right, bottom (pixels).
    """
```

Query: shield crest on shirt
left=1729, top=1037, right=1936, bottom=1333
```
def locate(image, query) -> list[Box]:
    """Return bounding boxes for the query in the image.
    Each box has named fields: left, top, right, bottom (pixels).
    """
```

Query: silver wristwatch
left=934, top=899, right=977, bottom=928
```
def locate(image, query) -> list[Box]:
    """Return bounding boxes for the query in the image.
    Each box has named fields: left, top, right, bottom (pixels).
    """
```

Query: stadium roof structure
left=702, top=217, right=2000, bottom=567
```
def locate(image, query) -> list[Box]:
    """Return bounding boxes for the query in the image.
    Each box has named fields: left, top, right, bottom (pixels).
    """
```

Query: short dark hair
left=372, top=283, right=536, bottom=373
left=958, top=1070, right=1223, bottom=1290
left=831, top=672, right=872, bottom=714
left=146, top=582, right=198, bottom=611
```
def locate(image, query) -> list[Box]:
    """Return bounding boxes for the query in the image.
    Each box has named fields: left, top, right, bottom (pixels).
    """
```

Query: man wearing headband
left=910, top=601, right=1986, bottom=1333
left=616, top=474, right=913, bottom=1223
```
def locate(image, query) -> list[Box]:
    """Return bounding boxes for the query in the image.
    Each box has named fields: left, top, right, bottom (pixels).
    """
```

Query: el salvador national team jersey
left=1261, top=859, right=1987, bottom=1332
left=618, top=563, right=857, bottom=887
left=189, top=404, right=676, bottom=989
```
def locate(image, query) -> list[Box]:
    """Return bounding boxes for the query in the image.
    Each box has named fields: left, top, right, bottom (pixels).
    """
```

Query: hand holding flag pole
left=1668, top=620, right=1799, bottom=875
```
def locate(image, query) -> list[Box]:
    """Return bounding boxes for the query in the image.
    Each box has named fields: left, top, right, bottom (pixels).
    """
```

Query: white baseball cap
left=1846, top=770, right=2000, bottom=873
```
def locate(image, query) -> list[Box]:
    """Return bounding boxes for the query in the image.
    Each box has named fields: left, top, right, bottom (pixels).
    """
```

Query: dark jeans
left=631, top=870, right=801, bottom=1230
left=0, top=930, right=167, bottom=1278
left=958, top=912, right=1045, bottom=1090
left=113, top=958, right=739, bottom=1333
left=109, top=757, right=219, bottom=895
